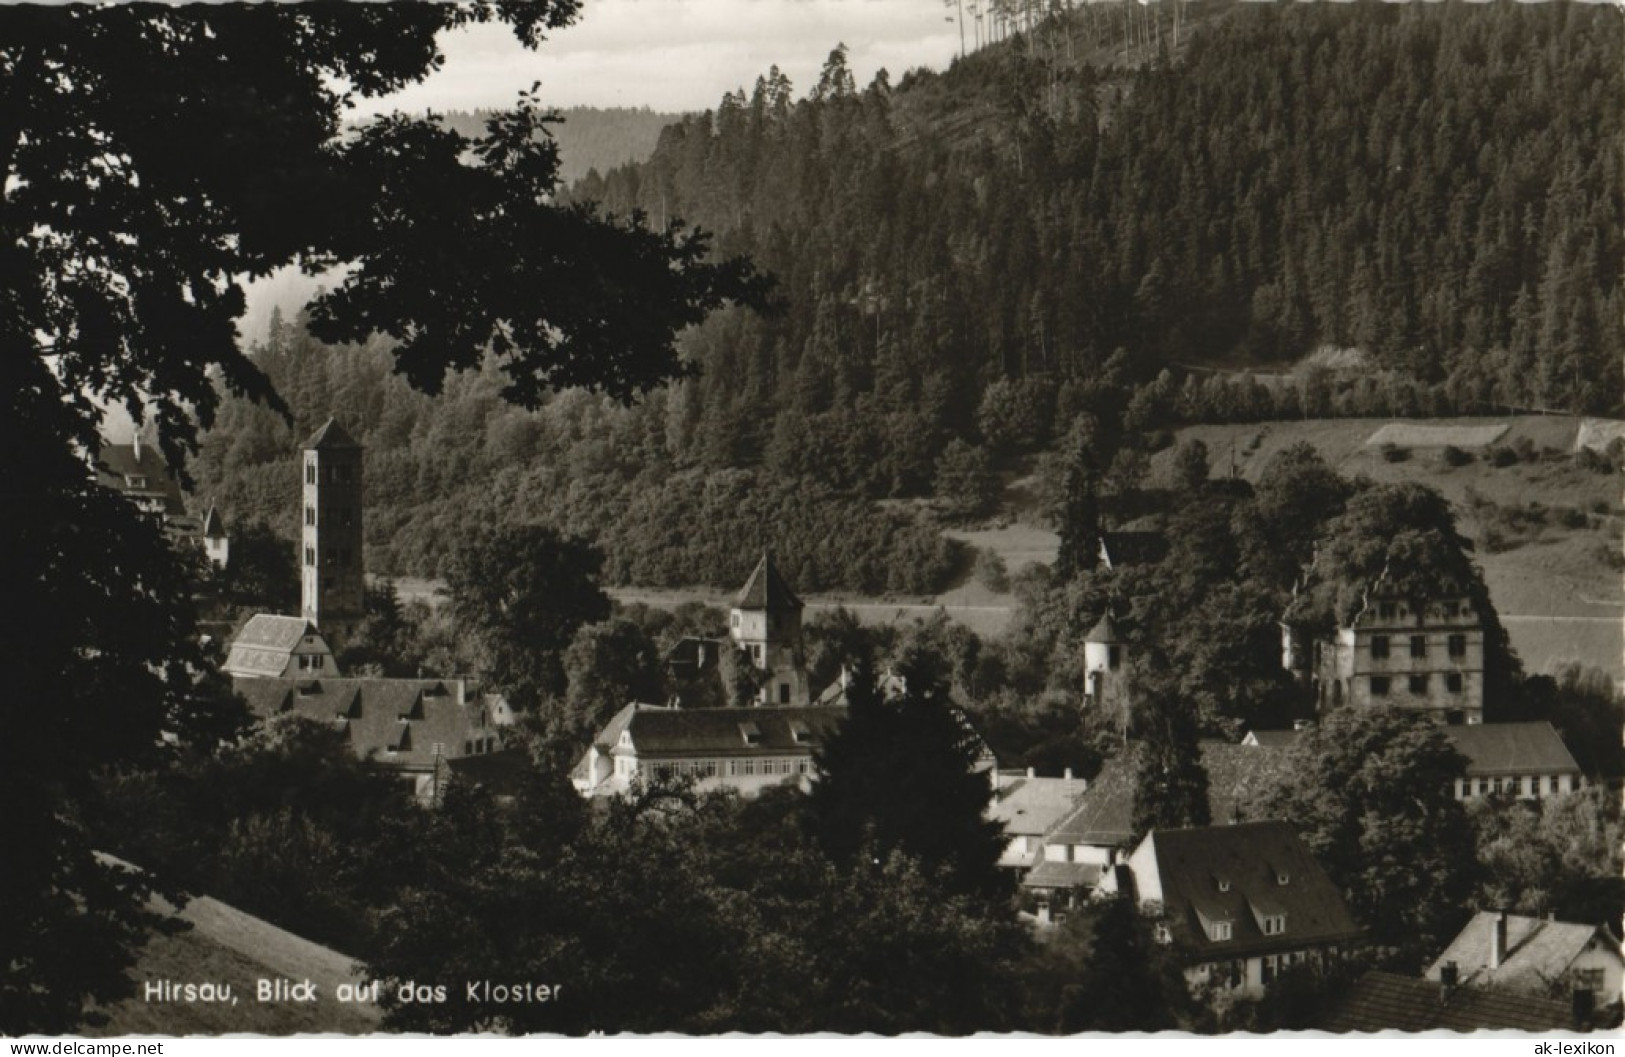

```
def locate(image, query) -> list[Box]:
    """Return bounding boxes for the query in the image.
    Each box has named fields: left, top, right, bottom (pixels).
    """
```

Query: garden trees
left=445, top=524, right=612, bottom=712
left=808, top=658, right=1010, bottom=903
left=1262, top=706, right=1477, bottom=968
left=1, top=1, right=763, bottom=1032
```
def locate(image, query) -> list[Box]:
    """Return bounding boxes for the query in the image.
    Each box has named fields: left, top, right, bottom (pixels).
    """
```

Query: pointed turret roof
left=734, top=552, right=803, bottom=611
left=304, top=417, right=360, bottom=450
left=201, top=503, right=227, bottom=539
left=1084, top=611, right=1119, bottom=644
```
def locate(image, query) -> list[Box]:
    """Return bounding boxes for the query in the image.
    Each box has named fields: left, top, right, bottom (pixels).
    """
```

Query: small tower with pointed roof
left=1083, top=609, right=1127, bottom=711
left=300, top=418, right=364, bottom=644
left=201, top=502, right=229, bottom=569
left=729, top=551, right=810, bottom=706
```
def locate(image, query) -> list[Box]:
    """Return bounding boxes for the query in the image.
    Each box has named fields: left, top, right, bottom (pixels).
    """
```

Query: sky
left=357, top=0, right=964, bottom=115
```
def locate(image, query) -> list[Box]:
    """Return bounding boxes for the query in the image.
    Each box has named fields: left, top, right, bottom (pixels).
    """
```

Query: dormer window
left=125, top=474, right=148, bottom=489
left=1154, top=923, right=1171, bottom=944
left=1277, top=871, right=1290, bottom=886
left=1210, top=921, right=1232, bottom=941
left=1261, top=914, right=1287, bottom=936
left=740, top=722, right=762, bottom=746
left=619, top=731, right=631, bottom=747
left=1216, top=877, right=1231, bottom=893
left=790, top=721, right=812, bottom=745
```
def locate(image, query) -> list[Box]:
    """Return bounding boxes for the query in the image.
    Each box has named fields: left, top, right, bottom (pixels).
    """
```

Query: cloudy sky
left=360, top=0, right=964, bottom=115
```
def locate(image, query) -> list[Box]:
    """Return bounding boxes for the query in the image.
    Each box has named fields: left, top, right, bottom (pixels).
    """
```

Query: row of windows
left=296, top=654, right=326, bottom=671
left=630, top=757, right=814, bottom=780
left=1370, top=672, right=1465, bottom=696
left=303, top=547, right=356, bottom=568
left=1463, top=775, right=1567, bottom=797
left=1370, top=634, right=1469, bottom=659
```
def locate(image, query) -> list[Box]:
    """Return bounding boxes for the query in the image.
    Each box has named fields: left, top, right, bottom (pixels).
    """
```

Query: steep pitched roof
left=304, top=417, right=360, bottom=450
left=95, top=439, right=187, bottom=514
left=1045, top=756, right=1137, bottom=847
left=735, top=552, right=803, bottom=611
left=1136, top=820, right=1362, bottom=962
left=1442, top=723, right=1581, bottom=779
left=201, top=503, right=227, bottom=539
left=1084, top=612, right=1119, bottom=644
left=233, top=677, right=493, bottom=773
left=1097, top=531, right=1169, bottom=570
left=621, top=704, right=844, bottom=757
left=1427, top=912, right=1622, bottom=996
left=1321, top=971, right=1576, bottom=1033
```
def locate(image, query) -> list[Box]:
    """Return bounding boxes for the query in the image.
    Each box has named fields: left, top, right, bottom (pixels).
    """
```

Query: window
left=1370, top=676, right=1390, bottom=696
left=1476, top=779, right=1488, bottom=796
left=1501, top=777, right=1515, bottom=795
left=742, top=760, right=756, bottom=776
left=752, top=644, right=762, bottom=662
left=1410, top=635, right=1427, bottom=659
left=1107, top=645, right=1121, bottom=670
left=797, top=759, right=810, bottom=775
left=304, top=546, right=315, bottom=567
left=1210, top=921, right=1232, bottom=942
left=1549, top=775, right=1560, bottom=794
left=1378, top=602, right=1397, bottom=620
left=1277, top=871, right=1290, bottom=886
left=1262, top=954, right=1277, bottom=987
left=1216, top=878, right=1231, bottom=893
left=1262, top=914, right=1286, bottom=936
left=1448, top=634, right=1467, bottom=658
left=1154, top=923, right=1171, bottom=944
left=306, top=461, right=316, bottom=484
left=305, top=505, right=316, bottom=526
left=1371, top=636, right=1390, bottom=659
left=739, top=722, right=762, bottom=746
left=779, top=683, right=791, bottom=704
left=1409, top=674, right=1428, bottom=695
left=731, top=613, right=739, bottom=628
left=1446, top=672, right=1463, bottom=693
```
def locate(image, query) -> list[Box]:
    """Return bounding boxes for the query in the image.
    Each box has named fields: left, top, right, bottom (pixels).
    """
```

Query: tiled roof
left=1427, top=912, right=1621, bottom=996
left=95, top=440, right=187, bottom=514
left=1045, top=757, right=1137, bottom=846
left=991, top=776, right=1088, bottom=837
left=1321, top=971, right=1575, bottom=1033
left=1022, top=861, right=1103, bottom=890
left=1046, top=742, right=1292, bottom=847
left=620, top=703, right=844, bottom=757
left=664, top=636, right=725, bottom=678
left=735, top=552, right=803, bottom=611
left=232, top=614, right=319, bottom=651
left=1443, top=723, right=1581, bottom=778
left=304, top=417, right=360, bottom=450
left=233, top=677, right=496, bottom=772
left=1137, top=820, right=1362, bottom=961
left=1098, top=531, right=1168, bottom=570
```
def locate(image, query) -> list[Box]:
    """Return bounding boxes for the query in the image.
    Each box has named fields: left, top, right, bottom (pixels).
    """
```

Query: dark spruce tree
left=0, top=1, right=764, bottom=1033
left=1128, top=683, right=1212, bottom=839
left=808, top=656, right=1010, bottom=903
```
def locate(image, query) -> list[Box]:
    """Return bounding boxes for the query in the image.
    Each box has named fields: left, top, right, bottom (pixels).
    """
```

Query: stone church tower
left=300, top=418, right=365, bottom=645
left=729, top=551, right=810, bottom=707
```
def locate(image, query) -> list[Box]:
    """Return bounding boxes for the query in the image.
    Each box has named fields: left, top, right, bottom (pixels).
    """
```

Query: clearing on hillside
left=1365, top=422, right=1509, bottom=448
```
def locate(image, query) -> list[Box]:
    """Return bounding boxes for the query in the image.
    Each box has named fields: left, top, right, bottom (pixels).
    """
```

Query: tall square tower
left=300, top=418, right=365, bottom=645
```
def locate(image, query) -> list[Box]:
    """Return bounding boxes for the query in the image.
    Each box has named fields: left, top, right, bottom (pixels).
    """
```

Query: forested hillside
left=193, top=0, right=1622, bottom=590
left=577, top=0, right=1620, bottom=476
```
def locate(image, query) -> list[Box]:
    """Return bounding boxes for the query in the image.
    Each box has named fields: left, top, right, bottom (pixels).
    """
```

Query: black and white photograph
left=2, top=0, right=1622, bottom=1040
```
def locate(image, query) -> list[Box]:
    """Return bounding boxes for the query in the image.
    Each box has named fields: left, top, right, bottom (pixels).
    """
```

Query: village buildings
left=1283, top=592, right=1486, bottom=724
left=97, top=436, right=228, bottom=567
left=222, top=615, right=339, bottom=679
left=1443, top=722, right=1583, bottom=801
left=1124, top=821, right=1363, bottom=996
left=1426, top=911, right=1623, bottom=1013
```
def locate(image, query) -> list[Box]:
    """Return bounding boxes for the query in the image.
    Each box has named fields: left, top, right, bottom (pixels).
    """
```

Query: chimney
left=1027, top=766, right=1035, bottom=779
left=1064, top=767, right=1073, bottom=781
left=1490, top=911, right=1508, bottom=970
